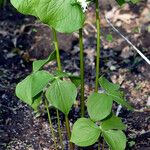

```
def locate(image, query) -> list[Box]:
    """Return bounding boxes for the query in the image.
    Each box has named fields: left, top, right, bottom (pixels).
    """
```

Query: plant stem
left=52, top=28, right=64, bottom=149
left=79, top=28, right=85, bottom=117
left=2, top=0, right=6, bottom=7
left=45, top=99, right=58, bottom=150
left=65, top=116, right=74, bottom=150
left=102, top=139, right=105, bottom=150
left=98, top=141, right=100, bottom=150
left=95, top=1, right=101, bottom=149
left=56, top=109, right=64, bottom=150
left=4, top=0, right=7, bottom=6
left=52, top=28, right=62, bottom=71
left=95, top=0, right=101, bottom=92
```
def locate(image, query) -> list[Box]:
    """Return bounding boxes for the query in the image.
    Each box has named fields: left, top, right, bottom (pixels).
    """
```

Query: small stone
left=120, top=46, right=133, bottom=59
left=6, top=53, right=16, bottom=58
left=146, top=97, right=150, bottom=107
left=110, top=65, right=116, bottom=70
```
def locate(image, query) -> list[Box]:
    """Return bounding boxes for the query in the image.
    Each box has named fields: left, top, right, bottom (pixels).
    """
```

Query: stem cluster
left=51, top=0, right=101, bottom=148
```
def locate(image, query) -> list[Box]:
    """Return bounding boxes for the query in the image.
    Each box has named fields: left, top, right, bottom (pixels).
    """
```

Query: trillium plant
left=10, top=0, right=138, bottom=149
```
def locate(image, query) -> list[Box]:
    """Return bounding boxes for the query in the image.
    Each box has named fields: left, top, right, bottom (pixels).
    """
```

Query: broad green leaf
left=36, top=0, right=85, bottom=33
left=10, top=0, right=85, bottom=33
left=101, top=114, right=127, bottom=131
left=16, top=71, right=53, bottom=105
left=16, top=75, right=32, bottom=105
left=69, top=76, right=81, bottom=87
left=10, top=0, right=38, bottom=16
left=99, top=76, right=133, bottom=110
left=31, top=93, right=42, bottom=112
left=46, top=79, right=77, bottom=115
left=99, top=76, right=120, bottom=92
left=53, top=70, right=81, bottom=87
left=33, top=51, right=56, bottom=72
left=71, top=118, right=101, bottom=147
left=110, top=92, right=133, bottom=110
left=87, top=93, right=113, bottom=121
left=102, top=130, right=127, bottom=150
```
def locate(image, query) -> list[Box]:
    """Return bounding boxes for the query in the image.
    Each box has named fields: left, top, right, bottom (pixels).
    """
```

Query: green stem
left=95, top=1, right=101, bottom=149
left=56, top=109, right=64, bottom=150
left=52, top=27, right=74, bottom=149
left=52, top=28, right=64, bottom=149
left=4, top=0, right=7, bottom=6
left=98, top=141, right=100, bottom=150
left=102, top=139, right=105, bottom=150
left=52, top=28, right=62, bottom=71
left=45, top=99, right=58, bottom=150
left=79, top=28, right=85, bottom=117
left=0, top=0, right=4, bottom=7
left=65, top=116, right=74, bottom=150
left=95, top=0, right=101, bottom=92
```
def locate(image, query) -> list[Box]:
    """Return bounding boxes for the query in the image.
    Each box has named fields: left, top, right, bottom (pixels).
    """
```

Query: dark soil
left=0, top=1, right=150, bottom=150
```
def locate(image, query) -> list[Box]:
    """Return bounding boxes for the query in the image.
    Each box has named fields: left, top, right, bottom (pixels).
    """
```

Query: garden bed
left=0, top=1, right=150, bottom=150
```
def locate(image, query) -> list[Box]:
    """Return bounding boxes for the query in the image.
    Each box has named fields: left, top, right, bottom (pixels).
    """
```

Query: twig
left=116, top=105, right=122, bottom=116
left=105, top=16, right=150, bottom=65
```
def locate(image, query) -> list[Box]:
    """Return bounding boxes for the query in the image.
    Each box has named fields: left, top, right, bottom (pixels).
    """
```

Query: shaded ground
left=0, top=1, right=150, bottom=150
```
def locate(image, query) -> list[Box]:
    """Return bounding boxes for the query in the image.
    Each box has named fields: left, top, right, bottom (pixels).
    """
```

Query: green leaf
left=99, top=76, right=133, bottom=110
left=102, top=130, right=127, bottom=150
left=101, top=114, right=127, bottom=131
left=99, top=76, right=120, bottom=92
left=130, top=0, right=140, bottom=4
left=69, top=76, right=81, bottom=87
left=87, top=93, right=113, bottom=121
left=53, top=70, right=70, bottom=78
left=106, top=34, right=113, bottom=42
left=10, top=0, right=38, bottom=16
left=115, top=0, right=140, bottom=6
left=71, top=118, right=101, bottom=147
left=128, top=141, right=136, bottom=147
left=31, top=93, right=42, bottom=112
left=33, top=51, right=56, bottom=72
left=115, top=0, right=126, bottom=6
left=16, top=71, right=53, bottom=105
left=53, top=70, right=81, bottom=87
left=36, top=0, right=85, bottom=33
left=10, top=0, right=85, bottom=33
left=46, top=79, right=77, bottom=115
left=110, top=93, right=133, bottom=110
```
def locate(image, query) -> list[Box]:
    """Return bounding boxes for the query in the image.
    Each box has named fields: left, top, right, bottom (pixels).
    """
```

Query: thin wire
left=105, top=16, right=150, bottom=65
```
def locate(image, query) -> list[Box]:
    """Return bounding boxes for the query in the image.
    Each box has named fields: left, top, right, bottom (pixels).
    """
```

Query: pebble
left=146, top=97, right=150, bottom=107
